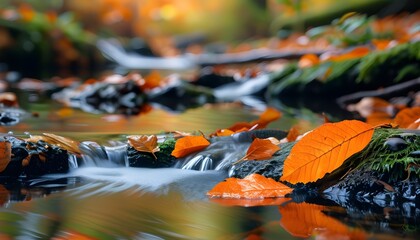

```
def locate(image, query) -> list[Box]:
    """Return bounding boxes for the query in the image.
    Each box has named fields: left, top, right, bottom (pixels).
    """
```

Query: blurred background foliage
left=0, top=0, right=419, bottom=78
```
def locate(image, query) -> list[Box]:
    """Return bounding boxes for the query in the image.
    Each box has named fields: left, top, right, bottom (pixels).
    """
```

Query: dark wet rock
left=147, top=80, right=215, bottom=112
left=229, top=142, right=294, bottom=180
left=410, top=150, right=420, bottom=157
left=1, top=136, right=69, bottom=178
left=193, top=70, right=235, bottom=88
left=384, top=137, right=408, bottom=151
left=24, top=140, right=69, bottom=177
left=127, top=139, right=176, bottom=168
left=55, top=80, right=147, bottom=115
left=0, top=108, right=27, bottom=126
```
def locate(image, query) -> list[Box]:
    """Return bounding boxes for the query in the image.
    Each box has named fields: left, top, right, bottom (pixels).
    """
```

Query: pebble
left=384, top=137, right=408, bottom=151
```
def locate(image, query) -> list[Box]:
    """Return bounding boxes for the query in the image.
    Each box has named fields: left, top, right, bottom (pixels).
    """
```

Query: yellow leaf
left=26, top=133, right=81, bottom=155
left=171, top=135, right=210, bottom=158
left=127, top=135, right=160, bottom=159
left=0, top=141, right=11, bottom=172
left=280, top=120, right=374, bottom=184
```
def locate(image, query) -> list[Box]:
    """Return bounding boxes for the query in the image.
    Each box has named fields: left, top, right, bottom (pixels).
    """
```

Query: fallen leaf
left=142, top=70, right=163, bottom=90
left=218, top=107, right=282, bottom=134
left=171, top=135, right=210, bottom=158
left=127, top=135, right=160, bottom=159
left=207, top=174, right=292, bottom=199
left=286, top=127, right=299, bottom=142
left=298, top=54, right=320, bottom=68
left=26, top=133, right=81, bottom=155
left=324, top=46, right=370, bottom=62
left=241, top=138, right=280, bottom=161
left=0, top=141, right=12, bottom=172
left=280, top=120, right=374, bottom=184
left=0, top=92, right=18, bottom=107
left=393, top=107, right=420, bottom=128
left=279, top=202, right=366, bottom=239
left=214, top=129, right=235, bottom=137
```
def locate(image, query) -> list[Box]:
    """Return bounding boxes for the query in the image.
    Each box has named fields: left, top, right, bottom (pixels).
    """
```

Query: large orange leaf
left=171, top=135, right=210, bottom=158
left=393, top=107, right=420, bottom=129
left=207, top=174, right=292, bottom=199
left=0, top=141, right=12, bottom=172
left=279, top=202, right=366, bottom=239
left=242, top=138, right=280, bottom=161
left=127, top=135, right=160, bottom=159
left=280, top=120, right=374, bottom=184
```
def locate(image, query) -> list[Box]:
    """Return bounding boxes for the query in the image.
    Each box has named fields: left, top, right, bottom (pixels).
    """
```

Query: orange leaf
left=214, top=129, right=235, bottom=137
left=393, top=107, right=420, bottom=128
left=280, top=120, right=374, bottom=184
left=142, top=70, right=163, bottom=90
left=298, top=54, right=320, bottom=68
left=242, top=138, right=280, bottom=161
left=279, top=202, right=366, bottom=239
left=0, top=141, right=12, bottom=172
left=171, top=135, right=210, bottom=158
left=286, top=127, right=299, bottom=142
left=127, top=135, right=160, bottom=159
left=224, top=107, right=282, bottom=133
left=207, top=174, right=292, bottom=199
left=324, top=46, right=370, bottom=62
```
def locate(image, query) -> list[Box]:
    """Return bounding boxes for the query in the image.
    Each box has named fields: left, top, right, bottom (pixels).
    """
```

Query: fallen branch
left=336, top=77, right=420, bottom=107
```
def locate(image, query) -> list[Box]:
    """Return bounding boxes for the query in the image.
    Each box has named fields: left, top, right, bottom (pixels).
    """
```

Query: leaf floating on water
left=280, top=120, right=374, bottom=184
left=171, top=135, right=210, bottom=158
left=128, top=135, right=160, bottom=159
left=242, top=138, right=280, bottom=161
left=207, top=174, right=292, bottom=199
left=0, top=141, right=12, bottom=172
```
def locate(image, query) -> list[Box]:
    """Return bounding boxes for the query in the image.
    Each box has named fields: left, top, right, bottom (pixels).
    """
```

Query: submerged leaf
left=242, top=138, right=280, bottom=161
left=128, top=135, right=160, bottom=159
left=207, top=174, right=292, bottom=199
left=281, top=120, right=374, bottom=184
left=171, top=135, right=210, bottom=158
left=0, top=141, right=12, bottom=172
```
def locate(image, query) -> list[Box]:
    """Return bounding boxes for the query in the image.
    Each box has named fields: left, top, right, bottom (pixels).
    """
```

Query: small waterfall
left=174, top=130, right=287, bottom=171
left=75, top=140, right=127, bottom=167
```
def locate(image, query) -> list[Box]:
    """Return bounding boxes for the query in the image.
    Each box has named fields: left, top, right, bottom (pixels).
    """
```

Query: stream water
left=1, top=95, right=418, bottom=239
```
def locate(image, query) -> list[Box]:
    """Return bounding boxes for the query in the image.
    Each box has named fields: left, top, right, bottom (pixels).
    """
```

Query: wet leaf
left=142, top=70, right=163, bottom=90
left=26, top=133, right=81, bottom=155
left=128, top=135, right=160, bottom=159
left=242, top=138, right=280, bottom=161
left=393, top=107, right=420, bottom=129
left=281, top=120, right=374, bottom=184
left=0, top=141, right=12, bottom=172
left=221, top=107, right=282, bottom=133
left=279, top=202, right=366, bottom=239
left=207, top=174, right=292, bottom=199
left=171, top=135, right=210, bottom=158
left=214, top=129, right=235, bottom=137
left=324, top=46, right=370, bottom=62
left=286, top=127, right=299, bottom=142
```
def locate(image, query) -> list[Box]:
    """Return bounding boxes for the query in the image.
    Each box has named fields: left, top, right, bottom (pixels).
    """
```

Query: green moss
left=357, top=128, right=419, bottom=180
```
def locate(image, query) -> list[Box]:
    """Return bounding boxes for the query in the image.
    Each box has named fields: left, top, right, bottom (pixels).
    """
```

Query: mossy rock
left=127, top=138, right=176, bottom=168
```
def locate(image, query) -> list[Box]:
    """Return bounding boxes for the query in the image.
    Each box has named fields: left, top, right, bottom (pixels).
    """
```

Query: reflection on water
left=0, top=169, right=292, bottom=239
left=0, top=168, right=418, bottom=239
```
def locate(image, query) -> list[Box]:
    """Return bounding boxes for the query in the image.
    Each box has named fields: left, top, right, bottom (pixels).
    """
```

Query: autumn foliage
left=207, top=174, right=292, bottom=199
left=280, top=120, right=374, bottom=184
left=171, top=135, right=210, bottom=158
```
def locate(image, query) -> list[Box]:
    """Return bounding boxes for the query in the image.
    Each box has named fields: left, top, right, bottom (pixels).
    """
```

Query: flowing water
left=1, top=96, right=417, bottom=239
